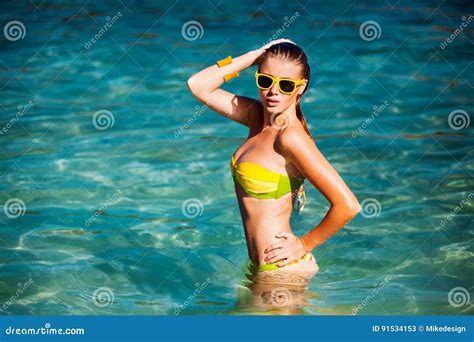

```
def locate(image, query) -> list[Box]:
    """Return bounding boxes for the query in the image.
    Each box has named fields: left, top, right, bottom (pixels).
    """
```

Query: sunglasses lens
left=257, top=75, right=273, bottom=89
left=279, top=80, right=296, bottom=93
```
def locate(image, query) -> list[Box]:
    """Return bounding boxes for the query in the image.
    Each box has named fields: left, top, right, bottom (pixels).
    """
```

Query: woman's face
left=257, top=56, right=307, bottom=114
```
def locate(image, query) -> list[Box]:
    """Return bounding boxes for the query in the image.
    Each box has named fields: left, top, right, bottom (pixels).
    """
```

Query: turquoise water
left=1, top=0, right=473, bottom=315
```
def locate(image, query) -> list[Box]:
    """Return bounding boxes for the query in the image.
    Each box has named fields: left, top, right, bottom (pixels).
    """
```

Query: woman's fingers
left=277, top=38, right=297, bottom=45
left=275, top=231, right=291, bottom=239
left=276, top=256, right=295, bottom=267
left=264, top=240, right=286, bottom=254
left=265, top=250, right=290, bottom=264
left=261, top=38, right=297, bottom=51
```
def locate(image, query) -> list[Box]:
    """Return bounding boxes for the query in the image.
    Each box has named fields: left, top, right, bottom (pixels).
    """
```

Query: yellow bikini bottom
left=249, top=252, right=316, bottom=273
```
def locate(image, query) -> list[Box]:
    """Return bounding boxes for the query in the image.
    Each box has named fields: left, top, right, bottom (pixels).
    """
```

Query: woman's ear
left=297, top=79, right=308, bottom=96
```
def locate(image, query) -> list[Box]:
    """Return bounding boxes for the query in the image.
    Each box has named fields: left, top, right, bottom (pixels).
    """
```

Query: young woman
left=187, top=39, right=361, bottom=276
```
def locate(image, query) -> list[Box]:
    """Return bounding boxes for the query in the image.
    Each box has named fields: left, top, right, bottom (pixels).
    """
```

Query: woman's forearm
left=187, top=49, right=260, bottom=96
left=301, top=203, right=361, bottom=252
left=187, top=38, right=295, bottom=98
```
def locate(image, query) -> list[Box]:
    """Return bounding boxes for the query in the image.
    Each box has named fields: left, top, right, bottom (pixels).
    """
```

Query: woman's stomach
left=246, top=221, right=319, bottom=276
left=235, top=185, right=318, bottom=274
left=245, top=216, right=292, bottom=264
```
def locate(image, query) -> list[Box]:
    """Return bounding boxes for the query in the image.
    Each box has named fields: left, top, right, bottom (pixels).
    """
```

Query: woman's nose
left=268, top=82, right=280, bottom=94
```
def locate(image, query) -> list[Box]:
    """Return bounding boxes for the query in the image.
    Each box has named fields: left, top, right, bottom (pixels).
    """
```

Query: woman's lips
left=266, top=98, right=280, bottom=106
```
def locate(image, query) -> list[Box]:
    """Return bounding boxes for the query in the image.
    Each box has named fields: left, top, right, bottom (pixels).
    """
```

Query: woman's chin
left=266, top=106, right=291, bottom=118
left=264, top=104, right=280, bottom=112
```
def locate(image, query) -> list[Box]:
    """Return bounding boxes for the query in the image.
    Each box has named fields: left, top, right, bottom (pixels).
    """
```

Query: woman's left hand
left=263, top=232, right=306, bottom=267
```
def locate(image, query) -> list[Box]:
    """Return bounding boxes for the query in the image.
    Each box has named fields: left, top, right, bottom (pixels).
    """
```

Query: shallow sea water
left=0, top=0, right=473, bottom=315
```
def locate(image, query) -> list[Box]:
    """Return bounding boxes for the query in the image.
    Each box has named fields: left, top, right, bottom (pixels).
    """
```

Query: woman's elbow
left=186, top=76, right=198, bottom=96
left=187, top=77, right=208, bottom=101
left=335, top=200, right=361, bottom=219
left=346, top=201, right=361, bottom=218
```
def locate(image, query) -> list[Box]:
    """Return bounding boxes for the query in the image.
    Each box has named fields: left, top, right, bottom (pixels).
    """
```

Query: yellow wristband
left=216, top=55, right=232, bottom=68
left=223, top=71, right=239, bottom=82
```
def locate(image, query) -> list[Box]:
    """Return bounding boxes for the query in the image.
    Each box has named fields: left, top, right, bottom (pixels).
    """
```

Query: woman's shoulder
left=276, top=121, right=312, bottom=153
left=275, top=123, right=309, bottom=179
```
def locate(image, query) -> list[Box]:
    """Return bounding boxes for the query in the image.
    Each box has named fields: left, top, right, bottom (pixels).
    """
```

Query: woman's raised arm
left=186, top=39, right=295, bottom=126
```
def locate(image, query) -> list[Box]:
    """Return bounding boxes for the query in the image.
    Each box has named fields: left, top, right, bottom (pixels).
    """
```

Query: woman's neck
left=262, top=105, right=298, bottom=130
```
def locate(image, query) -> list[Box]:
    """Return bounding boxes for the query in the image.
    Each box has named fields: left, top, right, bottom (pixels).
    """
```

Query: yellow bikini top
left=230, top=154, right=307, bottom=213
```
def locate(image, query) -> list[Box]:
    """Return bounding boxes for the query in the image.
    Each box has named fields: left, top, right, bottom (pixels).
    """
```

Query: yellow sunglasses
left=255, top=71, right=306, bottom=95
